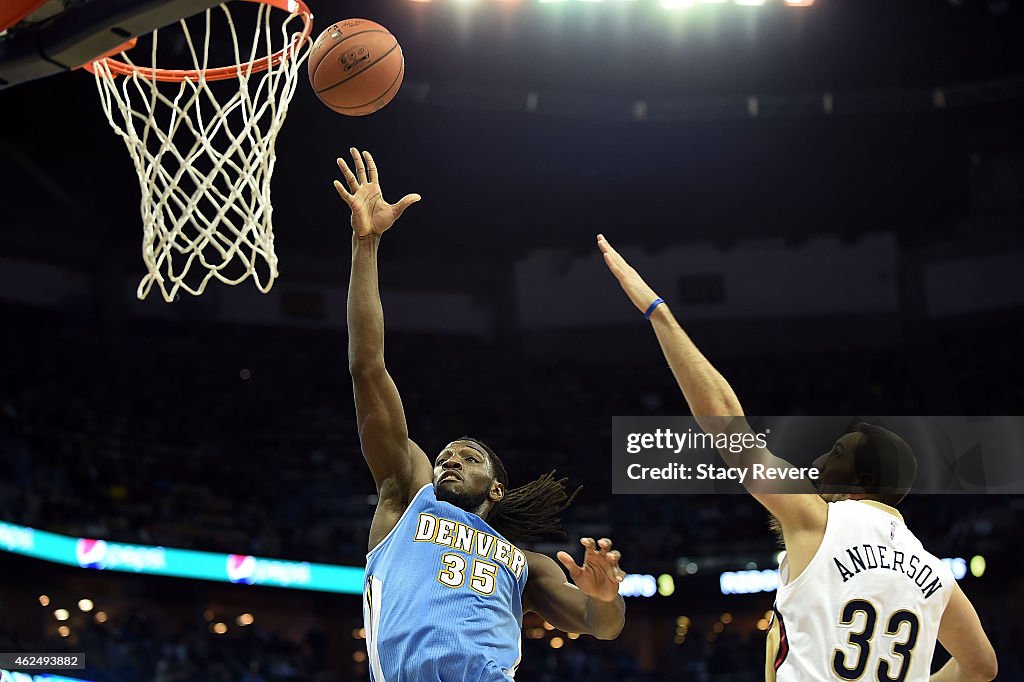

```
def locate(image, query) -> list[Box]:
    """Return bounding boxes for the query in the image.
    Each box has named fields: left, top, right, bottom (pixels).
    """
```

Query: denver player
left=334, top=150, right=626, bottom=681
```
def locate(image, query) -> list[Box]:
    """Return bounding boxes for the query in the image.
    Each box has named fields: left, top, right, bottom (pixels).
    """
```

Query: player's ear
left=856, top=472, right=877, bottom=491
left=490, top=480, right=505, bottom=503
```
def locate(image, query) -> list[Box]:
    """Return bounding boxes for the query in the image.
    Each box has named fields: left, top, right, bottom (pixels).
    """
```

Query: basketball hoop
left=85, top=0, right=313, bottom=301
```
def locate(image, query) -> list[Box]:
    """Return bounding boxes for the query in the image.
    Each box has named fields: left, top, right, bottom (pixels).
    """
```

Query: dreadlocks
left=460, top=437, right=581, bottom=545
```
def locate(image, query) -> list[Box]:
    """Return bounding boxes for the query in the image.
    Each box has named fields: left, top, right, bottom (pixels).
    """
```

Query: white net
left=89, top=1, right=312, bottom=301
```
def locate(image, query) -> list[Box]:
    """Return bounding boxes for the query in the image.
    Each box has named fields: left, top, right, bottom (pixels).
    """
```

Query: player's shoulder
left=523, top=550, right=562, bottom=579
left=758, top=492, right=827, bottom=532
left=850, top=498, right=905, bottom=517
left=831, top=498, right=906, bottom=525
left=523, top=549, right=554, bottom=566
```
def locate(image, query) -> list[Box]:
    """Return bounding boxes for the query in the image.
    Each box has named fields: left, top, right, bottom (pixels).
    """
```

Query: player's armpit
left=366, top=439, right=433, bottom=552
left=934, top=583, right=998, bottom=681
left=710, top=417, right=827, bottom=531
left=405, top=439, right=435, bottom=499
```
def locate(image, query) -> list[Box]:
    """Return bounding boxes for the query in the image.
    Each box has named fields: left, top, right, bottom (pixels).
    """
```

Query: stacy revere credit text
left=611, top=416, right=1024, bottom=494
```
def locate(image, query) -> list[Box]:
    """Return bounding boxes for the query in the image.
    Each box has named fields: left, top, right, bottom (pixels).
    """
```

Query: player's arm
left=522, top=539, right=626, bottom=640
left=338, top=148, right=431, bottom=500
left=596, top=234, right=825, bottom=531
left=929, top=583, right=998, bottom=682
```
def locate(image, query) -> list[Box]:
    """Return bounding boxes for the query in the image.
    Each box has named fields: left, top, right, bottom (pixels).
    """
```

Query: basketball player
left=334, top=149, right=626, bottom=681
left=596, top=234, right=997, bottom=681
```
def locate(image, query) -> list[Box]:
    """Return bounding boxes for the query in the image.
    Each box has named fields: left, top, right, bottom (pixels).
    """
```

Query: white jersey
left=767, top=500, right=954, bottom=682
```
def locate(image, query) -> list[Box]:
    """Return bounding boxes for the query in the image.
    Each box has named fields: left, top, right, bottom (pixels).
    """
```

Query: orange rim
left=1, top=0, right=52, bottom=32
left=84, top=0, right=313, bottom=82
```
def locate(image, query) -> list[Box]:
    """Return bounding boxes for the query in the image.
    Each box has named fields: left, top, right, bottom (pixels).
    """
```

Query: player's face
left=812, top=432, right=865, bottom=493
left=432, top=441, right=502, bottom=512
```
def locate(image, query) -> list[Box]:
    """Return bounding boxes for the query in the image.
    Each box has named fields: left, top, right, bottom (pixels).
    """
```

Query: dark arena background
left=1, top=0, right=1023, bottom=680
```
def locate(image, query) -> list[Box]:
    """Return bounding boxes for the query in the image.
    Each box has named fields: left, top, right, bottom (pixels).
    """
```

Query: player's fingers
left=597, top=234, right=614, bottom=253
left=333, top=180, right=354, bottom=204
left=363, top=151, right=379, bottom=184
left=602, top=253, right=626, bottom=280
left=607, top=247, right=635, bottom=276
left=586, top=552, right=621, bottom=583
left=600, top=242, right=631, bottom=276
left=598, top=538, right=613, bottom=553
left=337, top=157, right=359, bottom=193
left=392, top=193, right=422, bottom=219
left=580, top=537, right=599, bottom=553
left=612, top=557, right=626, bottom=582
left=351, top=147, right=367, bottom=184
left=598, top=235, right=621, bottom=259
left=608, top=550, right=624, bottom=578
left=589, top=549, right=622, bottom=566
left=556, top=551, right=583, bottom=577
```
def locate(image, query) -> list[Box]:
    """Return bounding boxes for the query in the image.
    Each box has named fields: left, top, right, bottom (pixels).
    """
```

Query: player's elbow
left=958, top=648, right=999, bottom=682
left=593, top=628, right=620, bottom=641
left=592, top=615, right=625, bottom=640
left=598, top=625, right=624, bottom=641
left=349, top=357, right=385, bottom=378
left=971, top=650, right=998, bottom=681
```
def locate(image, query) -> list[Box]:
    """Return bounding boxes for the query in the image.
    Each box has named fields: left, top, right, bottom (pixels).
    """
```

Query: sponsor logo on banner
left=76, top=538, right=165, bottom=572
left=76, top=539, right=108, bottom=569
left=227, top=554, right=257, bottom=584
left=226, top=554, right=311, bottom=587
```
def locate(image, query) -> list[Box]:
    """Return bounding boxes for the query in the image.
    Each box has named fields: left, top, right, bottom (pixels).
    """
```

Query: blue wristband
left=643, top=298, right=665, bottom=319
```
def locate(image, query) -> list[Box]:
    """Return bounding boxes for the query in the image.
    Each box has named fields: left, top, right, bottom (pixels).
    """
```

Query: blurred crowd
left=0, top=607, right=337, bottom=682
left=0, top=302, right=1021, bottom=680
left=1, top=304, right=1020, bottom=566
left=0, top=596, right=756, bottom=682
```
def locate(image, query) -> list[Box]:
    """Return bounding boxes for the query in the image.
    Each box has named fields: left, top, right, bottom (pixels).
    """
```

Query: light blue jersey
left=363, top=484, right=530, bottom=682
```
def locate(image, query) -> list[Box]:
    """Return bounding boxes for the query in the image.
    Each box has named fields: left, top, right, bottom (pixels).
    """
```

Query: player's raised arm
left=596, top=234, right=825, bottom=530
left=338, top=148, right=430, bottom=500
left=522, top=538, right=626, bottom=640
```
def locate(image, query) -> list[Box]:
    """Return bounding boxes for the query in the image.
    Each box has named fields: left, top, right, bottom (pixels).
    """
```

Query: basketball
left=308, top=19, right=404, bottom=116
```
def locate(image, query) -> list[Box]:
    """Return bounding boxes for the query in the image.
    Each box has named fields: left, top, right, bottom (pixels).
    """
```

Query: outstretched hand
left=334, top=148, right=421, bottom=238
left=556, top=537, right=625, bottom=603
left=597, top=234, right=661, bottom=314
